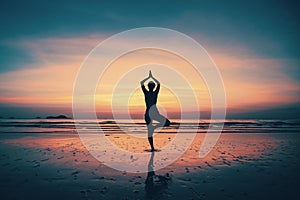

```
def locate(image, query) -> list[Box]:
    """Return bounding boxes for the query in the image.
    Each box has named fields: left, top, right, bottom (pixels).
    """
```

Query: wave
left=0, top=119, right=299, bottom=134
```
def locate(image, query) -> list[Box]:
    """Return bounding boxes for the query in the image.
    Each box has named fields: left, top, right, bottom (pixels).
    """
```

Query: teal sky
left=1, top=1, right=299, bottom=69
left=0, top=0, right=299, bottom=118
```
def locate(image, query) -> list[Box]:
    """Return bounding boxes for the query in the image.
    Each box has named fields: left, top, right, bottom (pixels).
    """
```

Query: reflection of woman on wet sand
left=145, top=152, right=171, bottom=199
left=140, top=71, right=171, bottom=151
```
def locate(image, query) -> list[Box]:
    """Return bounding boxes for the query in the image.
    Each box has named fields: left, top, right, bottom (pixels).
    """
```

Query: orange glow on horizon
left=0, top=35, right=299, bottom=116
left=94, top=48, right=209, bottom=115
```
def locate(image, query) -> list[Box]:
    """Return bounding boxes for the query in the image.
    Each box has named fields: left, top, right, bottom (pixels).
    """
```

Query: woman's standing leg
left=145, top=110, right=155, bottom=151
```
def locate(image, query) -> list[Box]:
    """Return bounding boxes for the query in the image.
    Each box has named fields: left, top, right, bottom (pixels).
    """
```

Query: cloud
left=0, top=35, right=106, bottom=105
left=0, top=33, right=299, bottom=118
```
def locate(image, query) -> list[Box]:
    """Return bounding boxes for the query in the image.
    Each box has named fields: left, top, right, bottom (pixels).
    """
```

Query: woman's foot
left=148, top=137, right=155, bottom=151
left=164, top=119, right=171, bottom=126
left=150, top=148, right=159, bottom=152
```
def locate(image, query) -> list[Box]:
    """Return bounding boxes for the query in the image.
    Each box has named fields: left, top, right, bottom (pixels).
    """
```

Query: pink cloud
left=0, top=34, right=299, bottom=114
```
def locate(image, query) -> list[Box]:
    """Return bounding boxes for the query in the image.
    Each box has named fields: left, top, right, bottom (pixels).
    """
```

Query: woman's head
left=148, top=81, right=156, bottom=91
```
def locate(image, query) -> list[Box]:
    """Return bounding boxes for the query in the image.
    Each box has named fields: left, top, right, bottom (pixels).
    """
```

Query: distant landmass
left=46, top=115, right=71, bottom=119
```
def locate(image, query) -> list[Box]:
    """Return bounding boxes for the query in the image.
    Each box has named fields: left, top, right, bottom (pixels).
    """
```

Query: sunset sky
left=0, top=0, right=299, bottom=119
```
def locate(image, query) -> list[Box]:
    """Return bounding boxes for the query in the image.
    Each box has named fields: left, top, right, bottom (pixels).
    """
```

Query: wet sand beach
left=0, top=131, right=299, bottom=200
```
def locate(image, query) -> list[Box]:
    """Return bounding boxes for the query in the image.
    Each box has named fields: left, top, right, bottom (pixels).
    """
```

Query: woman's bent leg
left=153, top=113, right=170, bottom=128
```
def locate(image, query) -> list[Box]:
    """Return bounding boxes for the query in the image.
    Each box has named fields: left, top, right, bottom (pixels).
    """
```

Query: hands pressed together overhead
left=140, top=70, right=160, bottom=85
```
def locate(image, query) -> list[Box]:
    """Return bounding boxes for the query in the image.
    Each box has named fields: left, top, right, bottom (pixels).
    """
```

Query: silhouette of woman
left=140, top=70, right=170, bottom=151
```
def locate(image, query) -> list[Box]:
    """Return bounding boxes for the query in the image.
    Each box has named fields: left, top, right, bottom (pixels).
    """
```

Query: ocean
left=0, top=119, right=299, bottom=134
